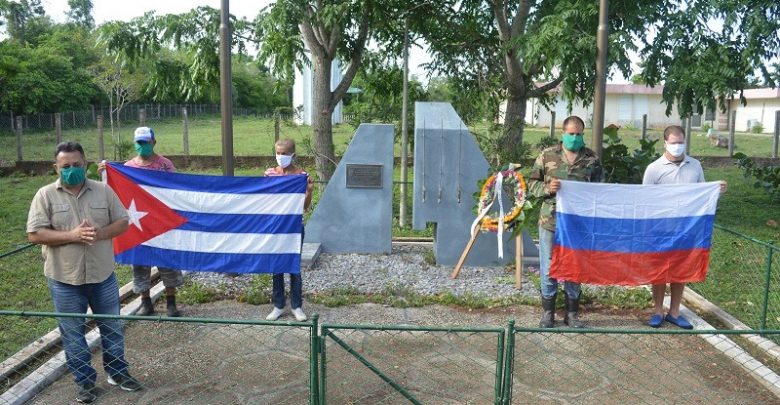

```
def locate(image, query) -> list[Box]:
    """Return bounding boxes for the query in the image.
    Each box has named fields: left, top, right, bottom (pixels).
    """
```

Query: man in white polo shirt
left=642, top=125, right=727, bottom=329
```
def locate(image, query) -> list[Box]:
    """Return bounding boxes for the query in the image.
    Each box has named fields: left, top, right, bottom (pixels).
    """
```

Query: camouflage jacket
left=527, top=144, right=604, bottom=231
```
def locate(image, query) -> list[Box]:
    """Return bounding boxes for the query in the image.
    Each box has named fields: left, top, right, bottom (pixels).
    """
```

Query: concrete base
left=301, top=242, right=321, bottom=270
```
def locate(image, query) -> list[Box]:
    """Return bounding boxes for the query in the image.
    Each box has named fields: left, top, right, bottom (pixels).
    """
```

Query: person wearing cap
left=99, top=127, right=182, bottom=317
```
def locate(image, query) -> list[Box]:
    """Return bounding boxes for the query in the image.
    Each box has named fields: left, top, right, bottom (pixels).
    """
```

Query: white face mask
left=276, top=154, right=293, bottom=168
left=665, top=142, right=685, bottom=157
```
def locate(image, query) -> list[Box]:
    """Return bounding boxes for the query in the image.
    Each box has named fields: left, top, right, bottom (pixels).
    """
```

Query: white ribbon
left=495, top=172, right=505, bottom=259
left=469, top=172, right=506, bottom=259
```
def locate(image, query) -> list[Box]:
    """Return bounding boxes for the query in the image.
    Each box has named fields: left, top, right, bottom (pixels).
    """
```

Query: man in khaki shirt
left=27, top=141, right=142, bottom=403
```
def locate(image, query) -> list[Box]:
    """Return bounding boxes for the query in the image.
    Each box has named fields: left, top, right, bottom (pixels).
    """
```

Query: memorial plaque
left=346, top=164, right=383, bottom=188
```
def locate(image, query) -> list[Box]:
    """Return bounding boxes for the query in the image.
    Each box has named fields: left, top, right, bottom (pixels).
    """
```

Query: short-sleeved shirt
left=125, top=154, right=176, bottom=172
left=27, top=179, right=128, bottom=285
left=642, top=154, right=705, bottom=185
left=527, top=144, right=604, bottom=231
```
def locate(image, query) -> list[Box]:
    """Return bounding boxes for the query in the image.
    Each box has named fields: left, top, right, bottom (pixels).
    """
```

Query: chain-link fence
left=3, top=311, right=780, bottom=405
left=507, top=328, right=780, bottom=405
left=691, top=225, right=780, bottom=335
left=319, top=324, right=505, bottom=404
left=1, top=311, right=316, bottom=405
left=0, top=105, right=359, bottom=163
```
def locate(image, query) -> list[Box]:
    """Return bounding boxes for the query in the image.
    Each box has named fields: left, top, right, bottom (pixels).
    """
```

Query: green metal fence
left=2, top=311, right=780, bottom=404
left=691, top=225, right=780, bottom=333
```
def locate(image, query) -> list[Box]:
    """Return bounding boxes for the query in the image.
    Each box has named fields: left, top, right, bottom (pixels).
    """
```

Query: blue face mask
left=562, top=133, right=585, bottom=152
left=60, top=166, right=86, bottom=186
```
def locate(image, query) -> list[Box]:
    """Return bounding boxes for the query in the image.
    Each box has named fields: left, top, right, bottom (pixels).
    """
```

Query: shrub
left=752, top=122, right=764, bottom=134
left=600, top=126, right=661, bottom=184
left=734, top=152, right=780, bottom=200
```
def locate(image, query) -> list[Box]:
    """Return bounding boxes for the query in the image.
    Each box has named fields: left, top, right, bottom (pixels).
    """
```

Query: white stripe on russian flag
left=557, top=181, right=720, bottom=219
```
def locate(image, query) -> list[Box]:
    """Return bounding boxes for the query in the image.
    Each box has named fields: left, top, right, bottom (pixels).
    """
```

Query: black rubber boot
left=539, top=294, right=556, bottom=328
left=563, top=296, right=585, bottom=328
left=166, top=295, right=181, bottom=317
left=138, top=297, right=155, bottom=316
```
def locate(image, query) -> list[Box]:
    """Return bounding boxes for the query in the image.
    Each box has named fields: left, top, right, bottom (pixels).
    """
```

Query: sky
left=40, top=0, right=436, bottom=82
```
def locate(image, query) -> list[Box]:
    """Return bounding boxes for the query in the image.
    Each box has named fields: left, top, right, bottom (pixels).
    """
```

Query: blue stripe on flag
left=175, top=211, right=303, bottom=234
left=116, top=245, right=301, bottom=274
left=554, top=213, right=715, bottom=253
left=108, top=162, right=307, bottom=194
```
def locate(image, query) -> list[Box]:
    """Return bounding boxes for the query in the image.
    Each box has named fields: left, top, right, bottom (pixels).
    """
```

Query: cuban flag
left=105, top=163, right=307, bottom=274
left=550, top=180, right=721, bottom=285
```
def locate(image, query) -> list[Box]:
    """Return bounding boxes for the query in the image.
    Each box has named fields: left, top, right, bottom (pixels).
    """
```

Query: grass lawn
left=2, top=116, right=777, bottom=163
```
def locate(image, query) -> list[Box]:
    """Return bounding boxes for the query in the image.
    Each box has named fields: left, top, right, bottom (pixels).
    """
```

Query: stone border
left=675, top=296, right=780, bottom=398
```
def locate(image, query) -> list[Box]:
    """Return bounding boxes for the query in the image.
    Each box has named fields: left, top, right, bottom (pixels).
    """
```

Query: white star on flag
left=126, top=199, right=148, bottom=231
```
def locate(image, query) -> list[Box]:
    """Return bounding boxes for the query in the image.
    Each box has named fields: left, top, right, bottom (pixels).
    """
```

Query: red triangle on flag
left=106, top=165, right=188, bottom=255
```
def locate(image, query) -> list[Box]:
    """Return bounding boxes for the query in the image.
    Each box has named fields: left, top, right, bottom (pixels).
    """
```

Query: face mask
left=276, top=154, right=293, bottom=168
left=60, top=166, right=86, bottom=186
left=665, top=142, right=686, bottom=157
left=135, top=142, right=154, bottom=157
left=562, top=133, right=585, bottom=152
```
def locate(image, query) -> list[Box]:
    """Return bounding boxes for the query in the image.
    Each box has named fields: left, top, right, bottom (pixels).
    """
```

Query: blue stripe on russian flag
left=175, top=212, right=303, bottom=234
left=108, top=162, right=307, bottom=194
left=116, top=245, right=301, bottom=274
left=554, top=212, right=715, bottom=253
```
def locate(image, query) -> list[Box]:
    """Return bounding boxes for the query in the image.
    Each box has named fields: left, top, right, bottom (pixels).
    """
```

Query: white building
left=507, top=84, right=779, bottom=133
left=292, top=58, right=343, bottom=125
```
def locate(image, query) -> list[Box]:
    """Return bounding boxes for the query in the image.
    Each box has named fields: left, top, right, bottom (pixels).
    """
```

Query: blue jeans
left=47, top=273, right=128, bottom=386
left=272, top=225, right=303, bottom=309
left=539, top=226, right=581, bottom=300
left=272, top=273, right=303, bottom=309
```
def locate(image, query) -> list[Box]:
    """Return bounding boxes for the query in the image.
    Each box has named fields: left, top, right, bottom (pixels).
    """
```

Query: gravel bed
left=187, top=243, right=540, bottom=299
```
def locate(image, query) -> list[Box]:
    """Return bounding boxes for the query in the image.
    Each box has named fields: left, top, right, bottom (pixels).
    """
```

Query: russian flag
left=549, top=180, right=721, bottom=286
left=105, top=163, right=307, bottom=274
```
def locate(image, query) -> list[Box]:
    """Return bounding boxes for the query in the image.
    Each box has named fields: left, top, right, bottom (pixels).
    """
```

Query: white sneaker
left=266, top=307, right=285, bottom=321
left=291, top=307, right=307, bottom=322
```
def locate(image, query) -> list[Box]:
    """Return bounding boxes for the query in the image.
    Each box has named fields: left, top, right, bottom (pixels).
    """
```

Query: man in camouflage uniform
left=528, top=115, right=604, bottom=328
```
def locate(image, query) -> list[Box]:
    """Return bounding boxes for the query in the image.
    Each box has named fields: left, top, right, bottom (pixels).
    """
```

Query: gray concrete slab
left=305, top=124, right=394, bottom=253
left=412, top=102, right=539, bottom=266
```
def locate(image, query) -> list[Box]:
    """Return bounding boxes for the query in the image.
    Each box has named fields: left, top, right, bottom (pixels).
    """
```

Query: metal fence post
left=684, top=117, right=692, bottom=155
left=55, top=113, right=62, bottom=144
left=494, top=328, right=506, bottom=405
left=761, top=241, right=775, bottom=332
left=97, top=115, right=105, bottom=161
left=15, top=116, right=23, bottom=161
left=500, top=320, right=515, bottom=405
left=549, top=112, right=556, bottom=138
left=139, top=108, right=146, bottom=126
left=729, top=111, right=736, bottom=157
left=319, top=327, right=327, bottom=405
left=641, top=114, right=647, bottom=141
left=310, top=313, right=319, bottom=405
left=182, top=107, right=190, bottom=157
left=773, top=110, right=779, bottom=158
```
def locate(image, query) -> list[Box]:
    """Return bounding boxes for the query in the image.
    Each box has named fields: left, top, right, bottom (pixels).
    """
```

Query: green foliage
left=702, top=122, right=712, bottom=133
left=581, top=287, right=651, bottom=310
left=751, top=122, right=764, bottom=134
left=177, top=280, right=220, bottom=305
left=239, top=274, right=273, bottom=305
left=535, top=135, right=558, bottom=151
left=734, top=152, right=780, bottom=200
left=640, top=1, right=780, bottom=118
left=601, top=126, right=660, bottom=184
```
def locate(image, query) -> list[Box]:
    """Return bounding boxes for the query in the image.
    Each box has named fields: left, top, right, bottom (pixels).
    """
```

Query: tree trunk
left=503, top=93, right=527, bottom=154
left=312, top=56, right=337, bottom=182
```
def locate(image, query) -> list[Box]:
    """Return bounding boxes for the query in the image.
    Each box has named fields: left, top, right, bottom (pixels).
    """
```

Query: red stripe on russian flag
left=549, top=246, right=711, bottom=285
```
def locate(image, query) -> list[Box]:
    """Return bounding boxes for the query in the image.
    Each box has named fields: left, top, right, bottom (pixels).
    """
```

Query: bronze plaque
left=346, top=164, right=383, bottom=188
